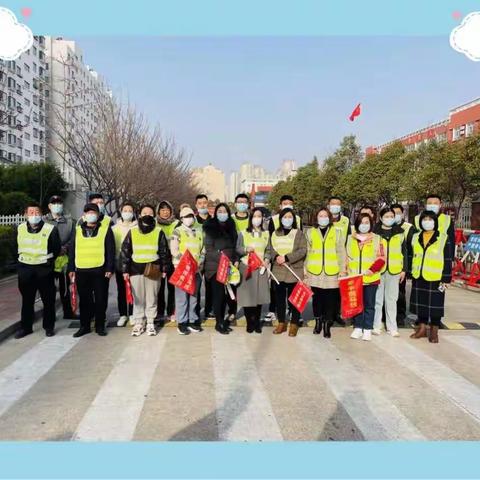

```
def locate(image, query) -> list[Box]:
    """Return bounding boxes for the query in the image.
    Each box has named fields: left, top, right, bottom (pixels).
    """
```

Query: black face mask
left=139, top=215, right=155, bottom=232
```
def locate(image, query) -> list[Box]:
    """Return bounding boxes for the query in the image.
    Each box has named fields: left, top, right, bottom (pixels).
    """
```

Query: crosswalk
left=0, top=323, right=480, bottom=440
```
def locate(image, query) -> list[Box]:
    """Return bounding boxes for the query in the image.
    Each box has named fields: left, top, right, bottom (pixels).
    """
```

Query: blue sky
left=74, top=36, right=480, bottom=174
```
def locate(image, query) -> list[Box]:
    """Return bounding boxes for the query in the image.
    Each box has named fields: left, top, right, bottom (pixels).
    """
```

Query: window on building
left=24, top=63, right=30, bottom=72
left=33, top=128, right=38, bottom=138
left=8, top=134, right=16, bottom=145
left=24, top=115, right=30, bottom=123
left=16, top=66, right=21, bottom=76
left=39, top=131, right=44, bottom=140
left=24, top=132, right=30, bottom=140
left=466, top=122, right=475, bottom=137
left=39, top=146, right=44, bottom=156
left=25, top=149, right=31, bottom=157
left=33, top=63, right=37, bottom=73
left=8, top=152, right=15, bottom=162
left=452, top=127, right=461, bottom=141
left=33, top=95, right=38, bottom=105
left=33, top=46, right=37, bottom=56
left=7, top=77, right=15, bottom=88
left=435, top=132, right=447, bottom=142
left=24, top=98, right=30, bottom=107
left=33, top=144, right=39, bottom=154
left=0, top=130, right=6, bottom=143
left=24, top=80, right=30, bottom=89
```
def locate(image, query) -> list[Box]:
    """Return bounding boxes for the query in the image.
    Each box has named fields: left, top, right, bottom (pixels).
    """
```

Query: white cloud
left=450, top=11, right=480, bottom=61
left=0, top=7, right=33, bottom=61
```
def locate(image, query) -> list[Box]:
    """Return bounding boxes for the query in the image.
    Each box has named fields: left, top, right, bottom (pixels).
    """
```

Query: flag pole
left=266, top=267, right=280, bottom=285
left=282, top=263, right=303, bottom=283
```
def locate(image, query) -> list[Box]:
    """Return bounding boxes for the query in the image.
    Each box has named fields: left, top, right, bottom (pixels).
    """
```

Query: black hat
left=49, top=195, right=63, bottom=204
left=83, top=203, right=100, bottom=213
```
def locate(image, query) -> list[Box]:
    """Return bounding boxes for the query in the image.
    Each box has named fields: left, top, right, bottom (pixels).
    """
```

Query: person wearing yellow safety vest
left=408, top=211, right=452, bottom=343
left=121, top=204, right=172, bottom=337
left=68, top=203, right=115, bottom=338
left=304, top=207, right=347, bottom=339
left=170, top=206, right=205, bottom=335
left=236, top=208, right=271, bottom=334
left=392, top=203, right=414, bottom=326
left=156, top=200, right=179, bottom=323
left=112, top=202, right=137, bottom=327
left=44, top=195, right=76, bottom=320
left=269, top=208, right=307, bottom=337
left=372, top=207, right=408, bottom=337
left=15, top=202, right=61, bottom=339
left=347, top=213, right=386, bottom=342
left=327, top=196, right=352, bottom=242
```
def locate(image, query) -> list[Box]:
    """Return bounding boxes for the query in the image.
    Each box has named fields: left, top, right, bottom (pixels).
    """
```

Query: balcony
left=16, top=105, right=23, bottom=113
left=16, top=87, right=22, bottom=96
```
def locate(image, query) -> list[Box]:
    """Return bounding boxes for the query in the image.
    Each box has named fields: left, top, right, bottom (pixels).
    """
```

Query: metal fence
left=456, top=204, right=472, bottom=229
left=0, top=214, right=25, bottom=226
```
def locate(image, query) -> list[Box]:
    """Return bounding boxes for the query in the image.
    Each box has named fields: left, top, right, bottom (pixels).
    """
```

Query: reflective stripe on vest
left=346, top=235, right=381, bottom=284
left=411, top=233, right=447, bottom=281
left=401, top=221, right=412, bottom=237
left=271, top=229, right=297, bottom=256
left=305, top=227, right=340, bottom=276
left=333, top=216, right=350, bottom=240
left=272, top=214, right=301, bottom=230
left=232, top=214, right=249, bottom=233
left=178, top=227, right=203, bottom=263
left=381, top=233, right=404, bottom=275
left=17, top=222, right=54, bottom=265
left=414, top=213, right=451, bottom=234
left=75, top=221, right=109, bottom=269
left=131, top=226, right=161, bottom=264
left=159, top=221, right=177, bottom=240
left=241, top=230, right=269, bottom=264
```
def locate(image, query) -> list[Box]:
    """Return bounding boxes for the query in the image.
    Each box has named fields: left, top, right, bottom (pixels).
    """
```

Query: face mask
left=252, top=216, right=263, bottom=227
left=198, top=207, right=208, bottom=215
left=236, top=203, right=248, bottom=213
left=140, top=215, right=155, bottom=227
left=85, top=213, right=98, bottom=224
left=28, top=215, right=42, bottom=225
left=425, top=204, right=440, bottom=215
left=281, top=217, right=294, bottom=229
left=51, top=204, right=63, bottom=215
left=217, top=212, right=229, bottom=223
left=394, top=213, right=403, bottom=224
left=318, top=217, right=330, bottom=228
left=382, top=217, right=395, bottom=227
left=328, top=205, right=341, bottom=215
left=97, top=204, right=106, bottom=215
left=358, top=223, right=370, bottom=234
left=182, top=217, right=195, bottom=227
left=281, top=204, right=293, bottom=210
left=422, top=220, right=435, bottom=231
left=121, top=211, right=134, bottom=222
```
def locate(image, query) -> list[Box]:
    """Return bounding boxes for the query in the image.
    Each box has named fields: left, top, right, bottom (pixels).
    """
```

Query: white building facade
left=191, top=164, right=226, bottom=202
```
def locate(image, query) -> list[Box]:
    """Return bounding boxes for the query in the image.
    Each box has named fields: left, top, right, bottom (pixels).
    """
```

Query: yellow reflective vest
left=346, top=234, right=382, bottom=284
left=75, top=221, right=109, bottom=269
left=305, top=227, right=340, bottom=276
left=411, top=233, right=447, bottom=282
left=131, top=226, right=161, bottom=264
left=159, top=221, right=178, bottom=241
left=241, top=230, right=269, bottom=264
left=380, top=233, right=404, bottom=275
left=271, top=229, right=297, bottom=256
left=178, top=226, right=203, bottom=263
left=232, top=214, right=249, bottom=233
left=415, top=213, right=451, bottom=235
left=333, top=215, right=351, bottom=240
left=17, top=222, right=54, bottom=265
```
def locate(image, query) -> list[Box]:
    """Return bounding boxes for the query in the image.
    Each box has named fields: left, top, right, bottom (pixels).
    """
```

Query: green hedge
left=0, top=226, right=16, bottom=274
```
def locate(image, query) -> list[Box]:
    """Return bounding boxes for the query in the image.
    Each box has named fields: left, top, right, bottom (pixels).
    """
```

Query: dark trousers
left=275, top=281, right=300, bottom=324
left=54, top=270, right=73, bottom=318
left=312, top=287, right=339, bottom=323
left=244, top=305, right=262, bottom=323
left=353, top=284, right=378, bottom=330
left=268, top=281, right=276, bottom=313
left=76, top=271, right=108, bottom=331
left=227, top=285, right=237, bottom=316
left=115, top=271, right=133, bottom=317
left=418, top=315, right=441, bottom=327
left=397, top=279, right=407, bottom=321
left=195, top=274, right=213, bottom=318
left=158, top=270, right=175, bottom=317
left=18, top=265, right=56, bottom=332
left=211, top=279, right=228, bottom=324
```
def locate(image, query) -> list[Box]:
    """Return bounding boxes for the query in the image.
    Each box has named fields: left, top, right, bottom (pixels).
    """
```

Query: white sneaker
left=146, top=324, right=157, bottom=336
left=117, top=316, right=128, bottom=327
left=389, top=330, right=400, bottom=338
left=362, top=330, right=372, bottom=341
left=131, top=324, right=144, bottom=336
left=128, top=317, right=136, bottom=326
left=264, top=312, right=276, bottom=322
left=350, top=328, right=363, bottom=339
left=372, top=328, right=383, bottom=336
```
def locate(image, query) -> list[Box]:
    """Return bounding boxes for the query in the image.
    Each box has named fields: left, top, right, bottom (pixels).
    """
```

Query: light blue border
left=1, top=0, right=480, bottom=36
left=0, top=442, right=479, bottom=478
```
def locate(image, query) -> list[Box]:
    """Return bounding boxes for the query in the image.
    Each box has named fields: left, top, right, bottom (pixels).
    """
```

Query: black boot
left=313, top=317, right=322, bottom=335
left=254, top=317, right=262, bottom=334
left=225, top=319, right=233, bottom=332
left=215, top=321, right=229, bottom=335
left=246, top=316, right=254, bottom=333
left=323, top=320, right=332, bottom=338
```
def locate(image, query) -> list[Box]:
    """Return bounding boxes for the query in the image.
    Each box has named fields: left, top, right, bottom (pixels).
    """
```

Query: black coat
left=203, top=218, right=238, bottom=280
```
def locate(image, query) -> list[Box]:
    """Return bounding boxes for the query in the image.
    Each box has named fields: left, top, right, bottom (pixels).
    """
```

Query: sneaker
left=177, top=323, right=190, bottom=335
left=362, top=330, right=372, bottom=341
left=263, top=312, right=275, bottom=325
left=228, top=314, right=236, bottom=326
left=146, top=324, right=157, bottom=336
left=389, top=330, right=400, bottom=338
left=372, top=328, right=383, bottom=336
left=131, top=324, right=145, bottom=337
left=206, top=313, right=215, bottom=320
left=117, top=316, right=129, bottom=327
left=350, top=328, right=363, bottom=340
left=128, top=317, right=136, bottom=326
left=188, top=323, right=202, bottom=333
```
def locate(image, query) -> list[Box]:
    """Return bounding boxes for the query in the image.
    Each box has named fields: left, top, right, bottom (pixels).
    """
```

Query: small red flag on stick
left=245, top=251, right=263, bottom=279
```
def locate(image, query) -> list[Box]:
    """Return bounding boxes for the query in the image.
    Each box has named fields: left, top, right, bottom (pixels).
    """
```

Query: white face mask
left=328, top=205, right=341, bottom=215
left=382, top=217, right=395, bottom=227
left=358, top=223, right=370, bottom=234
left=394, top=213, right=403, bottom=224
left=422, top=220, right=435, bottom=231
left=281, top=217, right=294, bottom=228
left=121, top=211, right=134, bottom=222
left=182, top=217, right=195, bottom=227
left=85, top=213, right=98, bottom=224
left=281, top=204, right=293, bottom=210
left=51, top=204, right=63, bottom=215
left=251, top=216, right=263, bottom=227
left=426, top=204, right=440, bottom=215
left=318, top=216, right=330, bottom=227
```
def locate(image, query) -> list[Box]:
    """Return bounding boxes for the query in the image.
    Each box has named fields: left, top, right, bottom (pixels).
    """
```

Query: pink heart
left=452, top=10, right=462, bottom=20
left=21, top=7, right=32, bottom=18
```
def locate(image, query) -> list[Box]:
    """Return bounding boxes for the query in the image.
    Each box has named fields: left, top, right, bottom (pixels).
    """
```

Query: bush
left=1, top=192, right=34, bottom=215
left=0, top=225, right=16, bottom=274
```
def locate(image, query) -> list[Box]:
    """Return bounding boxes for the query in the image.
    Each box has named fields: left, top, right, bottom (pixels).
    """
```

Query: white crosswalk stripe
left=443, top=334, right=480, bottom=359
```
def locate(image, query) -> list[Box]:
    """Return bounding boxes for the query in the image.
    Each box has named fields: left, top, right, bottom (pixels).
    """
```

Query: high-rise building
left=0, top=35, right=47, bottom=165
left=191, top=163, right=226, bottom=202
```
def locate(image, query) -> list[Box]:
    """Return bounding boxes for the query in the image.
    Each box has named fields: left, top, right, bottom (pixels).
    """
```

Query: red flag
left=339, top=275, right=364, bottom=318
left=70, top=282, right=78, bottom=315
left=288, top=281, right=313, bottom=313
left=349, top=103, right=361, bottom=122
left=245, top=251, right=264, bottom=279
left=216, top=252, right=230, bottom=284
left=125, top=277, right=134, bottom=305
left=169, top=250, right=198, bottom=295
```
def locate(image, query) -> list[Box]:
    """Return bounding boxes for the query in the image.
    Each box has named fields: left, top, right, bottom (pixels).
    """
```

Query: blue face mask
left=217, top=212, right=229, bottom=223
left=85, top=213, right=98, bottom=224
left=382, top=217, right=395, bottom=227
left=198, top=207, right=208, bottom=215
left=328, top=205, right=341, bottom=215
left=358, top=223, right=370, bottom=234
left=51, top=204, right=63, bottom=215
left=318, top=217, right=330, bottom=228
left=426, top=204, right=440, bottom=215
left=98, top=204, right=106, bottom=215
left=281, top=217, right=294, bottom=228
left=236, top=203, right=248, bottom=213
left=28, top=215, right=42, bottom=225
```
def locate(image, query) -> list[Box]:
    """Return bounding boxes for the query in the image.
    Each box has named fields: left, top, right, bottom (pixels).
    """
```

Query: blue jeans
left=353, top=284, right=378, bottom=330
left=175, top=274, right=201, bottom=324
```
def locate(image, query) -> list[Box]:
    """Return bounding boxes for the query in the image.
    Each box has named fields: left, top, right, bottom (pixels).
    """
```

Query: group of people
left=14, top=191, right=453, bottom=343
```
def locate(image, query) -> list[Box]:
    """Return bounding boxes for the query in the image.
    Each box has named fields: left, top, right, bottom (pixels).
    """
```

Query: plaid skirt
left=409, top=278, right=445, bottom=318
